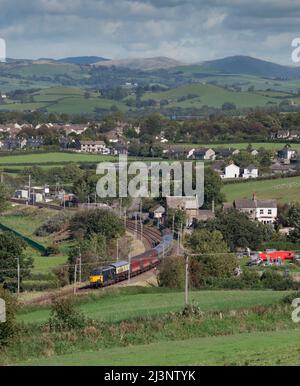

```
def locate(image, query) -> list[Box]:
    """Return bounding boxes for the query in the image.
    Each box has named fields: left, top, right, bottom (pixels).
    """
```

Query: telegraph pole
left=117, top=239, right=119, bottom=262
left=128, top=255, right=131, bottom=282
left=124, top=208, right=127, bottom=228
left=140, top=199, right=143, bottom=241
left=172, top=215, right=175, bottom=236
left=16, top=257, right=20, bottom=296
left=78, top=247, right=82, bottom=284
left=74, top=263, right=77, bottom=295
left=185, top=253, right=189, bottom=306
left=28, top=174, right=31, bottom=205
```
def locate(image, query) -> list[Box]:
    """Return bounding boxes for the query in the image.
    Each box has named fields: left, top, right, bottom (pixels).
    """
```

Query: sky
left=0, top=0, right=299, bottom=64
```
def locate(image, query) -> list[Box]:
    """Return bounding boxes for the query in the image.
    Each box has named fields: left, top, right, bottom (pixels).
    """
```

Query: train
left=89, top=229, right=173, bottom=288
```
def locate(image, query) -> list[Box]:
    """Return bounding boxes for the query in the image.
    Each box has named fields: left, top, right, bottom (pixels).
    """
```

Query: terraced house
left=225, top=195, right=278, bottom=225
left=80, top=140, right=110, bottom=154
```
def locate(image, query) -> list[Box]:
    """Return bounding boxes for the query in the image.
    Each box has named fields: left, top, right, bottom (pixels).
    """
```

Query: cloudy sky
left=0, top=0, right=299, bottom=64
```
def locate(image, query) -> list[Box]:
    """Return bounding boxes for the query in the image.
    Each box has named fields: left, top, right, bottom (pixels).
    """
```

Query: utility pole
left=74, top=263, right=77, bottom=295
left=124, top=208, right=127, bottom=228
left=78, top=247, right=82, bottom=284
left=16, top=257, right=20, bottom=296
left=172, top=215, right=175, bottom=236
left=28, top=174, right=31, bottom=205
left=117, top=239, right=119, bottom=262
left=128, top=255, right=131, bottom=282
left=185, top=253, right=189, bottom=306
left=140, top=199, right=143, bottom=241
left=135, top=214, right=138, bottom=238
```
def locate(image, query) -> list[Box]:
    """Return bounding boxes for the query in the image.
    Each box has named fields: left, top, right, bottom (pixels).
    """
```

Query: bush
left=52, top=265, right=70, bottom=288
left=158, top=256, right=185, bottom=289
left=21, top=280, right=59, bottom=292
left=46, top=243, right=60, bottom=256
left=49, top=298, right=86, bottom=331
left=35, top=211, right=72, bottom=237
left=0, top=288, right=18, bottom=345
left=261, top=270, right=296, bottom=291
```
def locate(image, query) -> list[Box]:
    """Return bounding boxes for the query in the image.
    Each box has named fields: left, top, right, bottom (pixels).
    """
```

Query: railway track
left=126, top=220, right=161, bottom=248
left=26, top=223, right=164, bottom=306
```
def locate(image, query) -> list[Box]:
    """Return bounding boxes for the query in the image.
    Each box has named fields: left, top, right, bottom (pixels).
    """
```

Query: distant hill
left=57, top=56, right=109, bottom=65
left=97, top=56, right=183, bottom=70
left=202, top=56, right=300, bottom=79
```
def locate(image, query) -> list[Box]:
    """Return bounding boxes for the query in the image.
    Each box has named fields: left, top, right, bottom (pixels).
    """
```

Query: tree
left=203, top=169, right=225, bottom=209
left=0, top=183, right=9, bottom=213
left=166, top=209, right=186, bottom=232
left=187, top=229, right=238, bottom=288
left=158, top=256, right=185, bottom=289
left=199, top=210, right=273, bottom=250
left=187, top=229, right=229, bottom=254
left=70, top=209, right=125, bottom=241
left=68, top=234, right=107, bottom=282
left=0, top=233, right=32, bottom=288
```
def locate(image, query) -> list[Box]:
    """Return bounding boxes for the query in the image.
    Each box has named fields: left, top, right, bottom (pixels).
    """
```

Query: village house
left=80, top=140, right=110, bottom=155
left=242, top=164, right=259, bottom=179
left=226, top=195, right=278, bottom=225
left=213, top=162, right=240, bottom=179
left=250, top=149, right=259, bottom=157
left=271, top=162, right=296, bottom=174
left=26, top=137, right=44, bottom=149
left=278, top=144, right=298, bottom=161
left=166, top=196, right=200, bottom=226
left=192, top=148, right=216, bottom=161
left=290, top=130, right=300, bottom=139
left=213, top=161, right=259, bottom=180
left=215, top=148, right=240, bottom=159
left=111, top=142, right=128, bottom=155
left=1, top=137, right=26, bottom=151
left=166, top=196, right=215, bottom=226
left=275, top=130, right=290, bottom=139
left=149, top=205, right=166, bottom=222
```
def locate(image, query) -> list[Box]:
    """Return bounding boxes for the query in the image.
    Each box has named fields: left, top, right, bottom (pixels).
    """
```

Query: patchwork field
left=142, top=83, right=280, bottom=108
left=18, top=289, right=290, bottom=324
left=223, top=175, right=300, bottom=204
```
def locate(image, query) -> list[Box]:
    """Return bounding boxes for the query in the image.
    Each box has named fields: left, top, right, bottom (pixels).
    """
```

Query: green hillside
left=142, top=83, right=279, bottom=108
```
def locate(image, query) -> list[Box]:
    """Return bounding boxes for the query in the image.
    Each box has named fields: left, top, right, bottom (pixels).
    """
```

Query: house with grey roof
left=230, top=195, right=278, bottom=225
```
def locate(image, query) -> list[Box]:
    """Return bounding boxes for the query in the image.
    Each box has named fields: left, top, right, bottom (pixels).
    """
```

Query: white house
left=80, top=141, right=110, bottom=154
left=222, top=163, right=240, bottom=179
left=278, top=145, right=297, bottom=161
left=233, top=196, right=277, bottom=225
left=242, top=164, right=259, bottom=179
left=255, top=200, right=278, bottom=225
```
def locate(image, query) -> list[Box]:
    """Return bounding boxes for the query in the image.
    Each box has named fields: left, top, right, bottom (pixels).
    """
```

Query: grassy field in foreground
left=20, top=329, right=300, bottom=366
left=223, top=175, right=300, bottom=204
left=18, top=290, right=290, bottom=324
